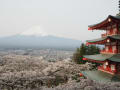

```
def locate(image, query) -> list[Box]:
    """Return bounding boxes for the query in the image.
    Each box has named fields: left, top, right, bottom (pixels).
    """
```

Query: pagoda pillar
left=116, top=23, right=119, bottom=34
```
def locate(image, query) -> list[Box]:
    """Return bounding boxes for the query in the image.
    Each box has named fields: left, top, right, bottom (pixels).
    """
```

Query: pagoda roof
left=87, top=35, right=120, bottom=44
left=82, top=70, right=120, bottom=82
left=87, top=37, right=106, bottom=43
left=84, top=54, right=120, bottom=62
left=88, top=15, right=120, bottom=30
left=109, top=54, right=120, bottom=62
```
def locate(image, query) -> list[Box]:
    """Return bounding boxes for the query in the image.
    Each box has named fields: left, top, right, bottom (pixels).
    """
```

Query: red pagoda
left=84, top=1, right=120, bottom=75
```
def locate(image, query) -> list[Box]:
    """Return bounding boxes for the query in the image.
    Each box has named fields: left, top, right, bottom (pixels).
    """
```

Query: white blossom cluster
left=0, top=54, right=119, bottom=90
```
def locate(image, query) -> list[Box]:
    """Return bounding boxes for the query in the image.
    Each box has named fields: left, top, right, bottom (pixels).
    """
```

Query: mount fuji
left=0, top=34, right=81, bottom=49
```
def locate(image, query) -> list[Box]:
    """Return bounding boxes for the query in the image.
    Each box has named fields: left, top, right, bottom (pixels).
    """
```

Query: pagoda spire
left=119, top=0, right=120, bottom=14
left=117, top=0, right=120, bottom=16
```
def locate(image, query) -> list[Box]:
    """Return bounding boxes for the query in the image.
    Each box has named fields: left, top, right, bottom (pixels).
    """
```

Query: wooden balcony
left=98, top=66, right=116, bottom=75
left=102, top=31, right=118, bottom=38
left=107, top=31, right=117, bottom=36
left=100, top=50, right=117, bottom=54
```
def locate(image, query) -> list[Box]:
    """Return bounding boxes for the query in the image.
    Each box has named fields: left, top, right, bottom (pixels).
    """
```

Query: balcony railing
left=107, top=31, right=118, bottom=36
left=100, top=50, right=117, bottom=54
left=98, top=66, right=110, bottom=72
left=98, top=66, right=116, bottom=74
left=102, top=31, right=118, bottom=38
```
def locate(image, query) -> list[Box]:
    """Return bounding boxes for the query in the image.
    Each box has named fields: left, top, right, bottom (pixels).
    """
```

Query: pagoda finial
left=119, top=0, right=120, bottom=13
left=117, top=0, right=120, bottom=16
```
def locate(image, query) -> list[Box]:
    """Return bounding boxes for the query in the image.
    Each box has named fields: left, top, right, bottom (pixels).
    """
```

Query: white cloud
left=20, top=25, right=48, bottom=36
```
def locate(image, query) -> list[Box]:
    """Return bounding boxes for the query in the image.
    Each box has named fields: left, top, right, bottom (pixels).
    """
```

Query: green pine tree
left=72, top=43, right=100, bottom=64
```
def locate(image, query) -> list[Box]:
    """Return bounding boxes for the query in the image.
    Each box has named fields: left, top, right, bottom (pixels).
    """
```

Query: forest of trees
left=72, top=43, right=100, bottom=64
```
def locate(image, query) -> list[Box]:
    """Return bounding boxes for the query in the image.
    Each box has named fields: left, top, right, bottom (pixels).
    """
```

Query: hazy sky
left=0, top=0, right=118, bottom=41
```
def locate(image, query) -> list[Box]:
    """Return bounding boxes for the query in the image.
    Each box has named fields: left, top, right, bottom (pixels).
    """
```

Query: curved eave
left=86, top=35, right=120, bottom=45
left=84, top=54, right=113, bottom=62
left=84, top=54, right=120, bottom=63
left=111, top=35, right=120, bottom=40
left=109, top=54, right=120, bottom=62
left=88, top=15, right=120, bottom=30
left=86, top=37, right=106, bottom=45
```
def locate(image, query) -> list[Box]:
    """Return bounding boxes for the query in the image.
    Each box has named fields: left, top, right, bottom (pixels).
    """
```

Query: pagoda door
left=109, top=46, right=112, bottom=53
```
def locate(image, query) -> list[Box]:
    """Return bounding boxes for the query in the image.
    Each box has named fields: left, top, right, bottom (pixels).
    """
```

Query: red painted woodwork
left=88, top=27, right=92, bottom=30
left=113, top=50, right=117, bottom=53
left=86, top=15, right=120, bottom=75
left=88, top=16, right=120, bottom=30
left=83, top=58, right=88, bottom=60
left=86, top=42, right=90, bottom=46
left=79, top=73, right=83, bottom=77
left=86, top=40, right=107, bottom=45
left=84, top=59, right=104, bottom=63
left=109, top=46, right=112, bottom=52
left=98, top=64, right=117, bottom=75
left=100, top=48, right=117, bottom=54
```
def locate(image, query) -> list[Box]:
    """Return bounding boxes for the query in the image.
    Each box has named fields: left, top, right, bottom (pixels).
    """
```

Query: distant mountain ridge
left=0, top=35, right=82, bottom=49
